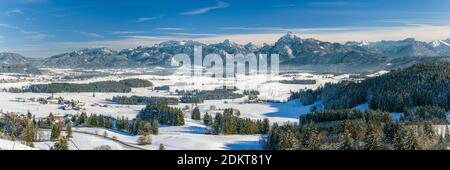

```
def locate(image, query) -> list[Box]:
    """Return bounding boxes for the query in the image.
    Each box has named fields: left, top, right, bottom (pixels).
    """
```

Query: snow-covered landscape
left=0, top=68, right=346, bottom=150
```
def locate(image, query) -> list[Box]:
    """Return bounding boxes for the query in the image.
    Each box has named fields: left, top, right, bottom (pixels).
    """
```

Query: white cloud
left=307, top=1, right=367, bottom=7
left=135, top=15, right=163, bottom=23
left=78, top=31, right=103, bottom=38
left=180, top=1, right=229, bottom=15
left=0, top=23, right=50, bottom=41
left=156, top=27, right=186, bottom=31
left=5, top=9, right=23, bottom=16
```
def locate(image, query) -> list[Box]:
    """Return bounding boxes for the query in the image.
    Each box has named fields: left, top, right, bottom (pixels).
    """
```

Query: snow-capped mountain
left=346, top=38, right=450, bottom=58
left=0, top=52, right=31, bottom=65
left=430, top=39, right=450, bottom=55
left=260, top=32, right=386, bottom=65
left=41, top=47, right=130, bottom=68
left=2, top=33, right=450, bottom=72
left=0, top=52, right=40, bottom=73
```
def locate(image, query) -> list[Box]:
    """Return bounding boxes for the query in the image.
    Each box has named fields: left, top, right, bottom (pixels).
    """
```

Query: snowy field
left=0, top=68, right=359, bottom=150
left=0, top=139, right=36, bottom=150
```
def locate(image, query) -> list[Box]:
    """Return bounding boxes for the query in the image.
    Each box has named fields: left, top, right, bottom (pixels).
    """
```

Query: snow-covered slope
left=0, top=139, right=35, bottom=150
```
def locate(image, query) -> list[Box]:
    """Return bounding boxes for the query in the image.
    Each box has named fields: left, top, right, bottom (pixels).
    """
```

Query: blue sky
left=1, top=0, right=450, bottom=57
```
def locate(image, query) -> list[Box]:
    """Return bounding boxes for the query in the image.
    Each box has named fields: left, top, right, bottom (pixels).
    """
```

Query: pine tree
left=302, top=125, right=320, bottom=150
left=191, top=107, right=201, bottom=120
left=280, top=129, right=299, bottom=150
left=339, top=128, right=353, bottom=150
left=24, top=121, right=35, bottom=147
left=66, top=123, right=72, bottom=138
left=53, top=138, right=69, bottom=150
left=394, top=126, right=406, bottom=150
left=203, top=112, right=212, bottom=125
left=50, top=124, right=61, bottom=141
left=152, top=118, right=159, bottom=135
left=436, top=135, right=447, bottom=150
left=404, top=128, right=421, bottom=150
left=364, top=124, right=380, bottom=150
left=212, top=113, right=224, bottom=135
left=262, top=118, right=270, bottom=134
left=159, top=143, right=166, bottom=150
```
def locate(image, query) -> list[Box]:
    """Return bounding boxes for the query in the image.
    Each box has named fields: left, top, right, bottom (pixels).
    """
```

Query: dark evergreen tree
left=50, top=124, right=61, bottom=141
left=191, top=107, right=201, bottom=120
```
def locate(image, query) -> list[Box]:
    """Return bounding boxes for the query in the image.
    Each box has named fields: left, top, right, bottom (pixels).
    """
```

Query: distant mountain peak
left=283, top=31, right=295, bottom=39
left=431, top=40, right=450, bottom=47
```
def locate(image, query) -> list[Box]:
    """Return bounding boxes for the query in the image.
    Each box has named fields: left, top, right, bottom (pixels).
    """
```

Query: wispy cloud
left=78, top=31, right=103, bottom=38
left=168, top=32, right=217, bottom=37
left=272, top=4, right=297, bottom=8
left=110, top=31, right=148, bottom=35
left=135, top=15, right=163, bottom=23
left=156, top=27, right=186, bottom=31
left=307, top=1, right=367, bottom=8
left=0, top=23, right=50, bottom=40
left=180, top=1, right=230, bottom=15
left=5, top=9, right=23, bottom=16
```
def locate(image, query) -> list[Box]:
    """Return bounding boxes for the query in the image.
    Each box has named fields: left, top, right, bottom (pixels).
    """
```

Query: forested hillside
left=295, top=62, right=450, bottom=112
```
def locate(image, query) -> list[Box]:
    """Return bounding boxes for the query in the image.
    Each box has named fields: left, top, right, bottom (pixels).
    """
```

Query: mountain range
left=1, top=32, right=450, bottom=73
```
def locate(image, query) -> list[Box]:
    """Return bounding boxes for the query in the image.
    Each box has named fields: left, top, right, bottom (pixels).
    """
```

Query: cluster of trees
left=137, top=104, right=185, bottom=126
left=289, top=62, right=450, bottom=112
left=280, top=79, right=317, bottom=85
left=289, top=89, right=320, bottom=105
left=211, top=108, right=270, bottom=135
left=243, top=90, right=260, bottom=100
left=154, top=85, right=170, bottom=91
left=19, top=79, right=152, bottom=93
left=299, top=109, right=392, bottom=125
left=0, top=112, right=39, bottom=147
left=69, top=113, right=159, bottom=136
left=316, top=62, right=450, bottom=112
left=112, top=95, right=179, bottom=105
left=403, top=106, right=447, bottom=123
left=179, top=88, right=244, bottom=103
left=266, top=109, right=450, bottom=150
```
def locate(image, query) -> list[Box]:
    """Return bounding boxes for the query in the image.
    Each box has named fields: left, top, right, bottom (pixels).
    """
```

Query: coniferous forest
left=270, top=62, right=450, bottom=150
left=14, top=79, right=152, bottom=93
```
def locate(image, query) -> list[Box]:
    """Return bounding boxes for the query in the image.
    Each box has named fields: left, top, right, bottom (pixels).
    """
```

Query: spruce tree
left=280, top=129, right=299, bottom=150
left=262, top=118, right=270, bottom=134
left=66, top=123, right=73, bottom=138
left=203, top=112, right=212, bottom=125
left=364, top=124, right=379, bottom=150
left=53, top=138, right=69, bottom=150
left=394, top=126, right=406, bottom=150
left=302, top=125, right=320, bottom=150
left=192, top=107, right=201, bottom=120
left=212, top=113, right=223, bottom=135
left=404, top=128, right=421, bottom=150
left=339, top=128, right=353, bottom=150
left=50, top=124, right=61, bottom=141
left=152, top=118, right=159, bottom=135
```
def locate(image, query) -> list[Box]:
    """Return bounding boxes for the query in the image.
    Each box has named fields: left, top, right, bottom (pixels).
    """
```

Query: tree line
left=113, top=95, right=179, bottom=105
left=10, top=79, right=152, bottom=93
left=265, top=109, right=450, bottom=150
left=290, top=62, right=450, bottom=112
